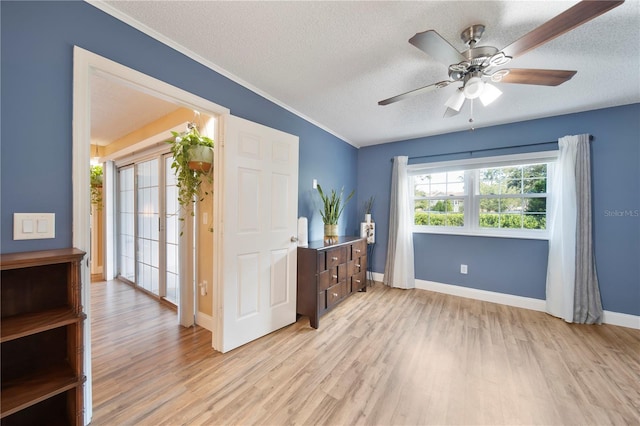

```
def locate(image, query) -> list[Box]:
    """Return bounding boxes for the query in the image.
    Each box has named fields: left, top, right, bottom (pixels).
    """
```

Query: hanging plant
left=167, top=124, right=214, bottom=209
left=90, top=164, right=103, bottom=210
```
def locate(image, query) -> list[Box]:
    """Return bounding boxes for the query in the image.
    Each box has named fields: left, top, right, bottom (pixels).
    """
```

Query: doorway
left=73, top=46, right=230, bottom=423
left=74, top=47, right=300, bottom=424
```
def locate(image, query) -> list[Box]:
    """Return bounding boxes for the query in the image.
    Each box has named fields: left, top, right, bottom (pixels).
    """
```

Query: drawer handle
left=331, top=256, right=338, bottom=261
left=355, top=249, right=361, bottom=253
left=332, top=275, right=338, bottom=279
left=355, top=279, right=361, bottom=283
left=332, top=292, right=338, bottom=297
left=356, top=264, right=361, bottom=268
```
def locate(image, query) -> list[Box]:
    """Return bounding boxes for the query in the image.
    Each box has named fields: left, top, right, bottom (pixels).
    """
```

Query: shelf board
left=1, top=308, right=82, bottom=343
left=0, top=364, right=84, bottom=418
left=0, top=248, right=85, bottom=270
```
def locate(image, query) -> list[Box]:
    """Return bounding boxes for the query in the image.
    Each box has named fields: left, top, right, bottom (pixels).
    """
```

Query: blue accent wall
left=0, top=1, right=358, bottom=252
left=358, top=104, right=640, bottom=316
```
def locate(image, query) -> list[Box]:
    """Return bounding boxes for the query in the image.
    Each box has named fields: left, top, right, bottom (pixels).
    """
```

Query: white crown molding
left=371, top=272, right=639, bottom=330
left=86, top=1, right=358, bottom=148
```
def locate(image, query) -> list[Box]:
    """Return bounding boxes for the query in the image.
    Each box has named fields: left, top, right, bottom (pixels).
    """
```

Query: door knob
left=290, top=236, right=298, bottom=242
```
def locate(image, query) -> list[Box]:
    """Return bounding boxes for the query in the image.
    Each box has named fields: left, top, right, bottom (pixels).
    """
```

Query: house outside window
left=409, top=151, right=557, bottom=239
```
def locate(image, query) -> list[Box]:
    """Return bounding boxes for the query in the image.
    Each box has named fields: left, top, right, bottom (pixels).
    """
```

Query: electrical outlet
left=460, top=264, right=468, bottom=274
left=199, top=280, right=208, bottom=296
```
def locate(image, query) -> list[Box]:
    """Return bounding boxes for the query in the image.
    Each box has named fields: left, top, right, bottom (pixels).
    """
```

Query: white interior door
left=215, top=115, right=299, bottom=353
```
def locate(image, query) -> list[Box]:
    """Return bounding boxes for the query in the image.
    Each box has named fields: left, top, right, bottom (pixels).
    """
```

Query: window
left=478, top=164, right=547, bottom=231
left=409, top=152, right=556, bottom=239
left=414, top=171, right=466, bottom=228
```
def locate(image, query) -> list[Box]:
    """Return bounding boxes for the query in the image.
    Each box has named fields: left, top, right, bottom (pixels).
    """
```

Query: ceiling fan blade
left=378, top=81, right=450, bottom=106
left=496, top=69, right=577, bottom=86
left=501, top=0, right=624, bottom=59
left=409, top=30, right=467, bottom=66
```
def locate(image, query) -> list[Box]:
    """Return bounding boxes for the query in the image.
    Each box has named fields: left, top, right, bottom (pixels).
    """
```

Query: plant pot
left=324, top=224, right=338, bottom=243
left=188, top=145, right=213, bottom=172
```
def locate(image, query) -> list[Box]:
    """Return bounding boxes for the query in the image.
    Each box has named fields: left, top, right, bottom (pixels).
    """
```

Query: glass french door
left=164, top=154, right=180, bottom=305
left=136, top=159, right=160, bottom=295
left=117, top=155, right=179, bottom=305
left=118, top=167, right=135, bottom=282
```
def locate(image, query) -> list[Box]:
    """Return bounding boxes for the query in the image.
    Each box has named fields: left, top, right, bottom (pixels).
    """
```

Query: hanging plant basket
left=187, top=145, right=213, bottom=172
left=167, top=125, right=215, bottom=209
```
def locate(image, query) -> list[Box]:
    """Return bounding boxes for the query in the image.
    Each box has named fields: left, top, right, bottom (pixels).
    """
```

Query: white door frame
left=72, top=46, right=229, bottom=424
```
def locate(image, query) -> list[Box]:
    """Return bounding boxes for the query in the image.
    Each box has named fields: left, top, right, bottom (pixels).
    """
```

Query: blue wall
left=0, top=1, right=358, bottom=252
left=358, top=104, right=640, bottom=316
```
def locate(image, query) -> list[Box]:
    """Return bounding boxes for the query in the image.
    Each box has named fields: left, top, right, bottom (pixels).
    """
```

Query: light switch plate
left=14, top=213, right=55, bottom=240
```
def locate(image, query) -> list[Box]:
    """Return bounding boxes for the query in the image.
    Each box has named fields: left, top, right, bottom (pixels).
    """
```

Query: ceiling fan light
left=445, top=89, right=465, bottom=112
left=463, top=76, right=484, bottom=99
left=443, top=107, right=461, bottom=118
left=479, top=82, right=502, bottom=106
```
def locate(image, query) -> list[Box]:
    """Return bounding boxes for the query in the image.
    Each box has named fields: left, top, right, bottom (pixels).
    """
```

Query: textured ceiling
left=92, top=0, right=640, bottom=147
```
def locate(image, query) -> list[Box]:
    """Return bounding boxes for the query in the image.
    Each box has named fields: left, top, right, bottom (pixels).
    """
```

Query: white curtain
left=546, top=134, right=602, bottom=323
left=384, top=156, right=415, bottom=289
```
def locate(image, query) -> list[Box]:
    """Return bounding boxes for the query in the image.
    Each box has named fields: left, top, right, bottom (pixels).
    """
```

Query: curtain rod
left=393, top=135, right=594, bottom=162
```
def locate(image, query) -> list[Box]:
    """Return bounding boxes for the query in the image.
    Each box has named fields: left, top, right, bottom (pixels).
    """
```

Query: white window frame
left=408, top=151, right=557, bottom=240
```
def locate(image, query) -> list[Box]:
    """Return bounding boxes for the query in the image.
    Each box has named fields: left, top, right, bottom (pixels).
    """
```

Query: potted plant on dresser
left=167, top=123, right=214, bottom=209
left=316, top=184, right=354, bottom=243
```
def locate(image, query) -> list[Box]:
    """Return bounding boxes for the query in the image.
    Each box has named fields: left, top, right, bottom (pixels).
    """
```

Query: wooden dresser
left=1, top=248, right=86, bottom=426
left=297, top=236, right=367, bottom=328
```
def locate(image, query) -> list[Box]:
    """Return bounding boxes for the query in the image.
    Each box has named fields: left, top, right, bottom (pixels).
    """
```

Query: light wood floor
left=90, top=280, right=640, bottom=425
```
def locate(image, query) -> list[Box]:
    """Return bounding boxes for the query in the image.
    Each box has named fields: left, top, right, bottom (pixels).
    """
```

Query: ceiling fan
left=378, top=0, right=624, bottom=118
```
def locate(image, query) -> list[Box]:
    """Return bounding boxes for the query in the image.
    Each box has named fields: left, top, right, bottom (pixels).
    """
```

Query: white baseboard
left=372, top=272, right=639, bottom=329
left=415, top=278, right=547, bottom=312
left=196, top=311, right=214, bottom=331
left=602, top=310, right=640, bottom=329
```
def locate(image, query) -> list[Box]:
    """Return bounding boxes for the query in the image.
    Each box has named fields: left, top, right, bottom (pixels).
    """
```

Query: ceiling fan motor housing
left=448, top=45, right=498, bottom=81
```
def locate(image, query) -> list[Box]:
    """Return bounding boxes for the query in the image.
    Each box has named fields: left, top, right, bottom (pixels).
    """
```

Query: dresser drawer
left=326, top=246, right=346, bottom=269
left=347, top=258, right=365, bottom=276
left=327, top=281, right=346, bottom=309
left=351, top=271, right=365, bottom=292
left=350, top=240, right=366, bottom=260
left=320, top=266, right=344, bottom=291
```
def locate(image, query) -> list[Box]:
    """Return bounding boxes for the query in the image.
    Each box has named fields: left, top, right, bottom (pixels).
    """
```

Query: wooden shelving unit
left=1, top=248, right=86, bottom=426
